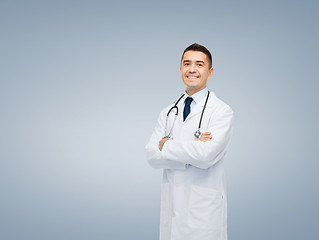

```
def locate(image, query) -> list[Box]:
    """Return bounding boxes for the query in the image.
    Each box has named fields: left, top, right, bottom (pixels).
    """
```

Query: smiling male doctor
left=145, top=43, right=233, bottom=240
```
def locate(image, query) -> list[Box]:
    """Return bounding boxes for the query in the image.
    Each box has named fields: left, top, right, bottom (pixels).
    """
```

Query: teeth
left=188, top=76, right=197, bottom=79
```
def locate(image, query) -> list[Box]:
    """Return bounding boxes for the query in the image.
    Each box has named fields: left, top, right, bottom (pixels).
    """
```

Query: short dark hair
left=181, top=43, right=213, bottom=68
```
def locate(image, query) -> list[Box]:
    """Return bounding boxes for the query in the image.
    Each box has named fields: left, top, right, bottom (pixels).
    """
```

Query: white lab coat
left=145, top=91, right=233, bottom=240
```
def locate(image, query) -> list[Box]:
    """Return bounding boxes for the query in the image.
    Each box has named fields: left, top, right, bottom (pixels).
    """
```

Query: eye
left=197, top=63, right=203, bottom=67
left=184, top=63, right=190, bottom=66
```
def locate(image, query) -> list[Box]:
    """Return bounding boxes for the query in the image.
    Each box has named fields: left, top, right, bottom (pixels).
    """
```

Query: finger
left=200, top=135, right=212, bottom=139
left=199, top=137, right=212, bottom=141
left=201, top=132, right=211, bottom=136
left=202, top=135, right=212, bottom=139
left=199, top=138, right=210, bottom=142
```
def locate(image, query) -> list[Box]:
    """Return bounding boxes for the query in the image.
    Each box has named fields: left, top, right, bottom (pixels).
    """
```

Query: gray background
left=1, top=0, right=318, bottom=239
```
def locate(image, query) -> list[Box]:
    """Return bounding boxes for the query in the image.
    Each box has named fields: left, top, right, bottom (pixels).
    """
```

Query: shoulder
left=159, top=103, right=175, bottom=117
left=156, top=102, right=178, bottom=123
left=208, top=91, right=234, bottom=116
left=159, top=93, right=185, bottom=116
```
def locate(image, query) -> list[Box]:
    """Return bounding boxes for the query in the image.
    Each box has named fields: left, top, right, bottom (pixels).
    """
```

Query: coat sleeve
left=161, top=105, right=233, bottom=169
left=145, top=109, right=187, bottom=170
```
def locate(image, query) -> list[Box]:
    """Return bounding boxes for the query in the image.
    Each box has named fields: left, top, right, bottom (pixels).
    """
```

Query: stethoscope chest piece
left=194, top=129, right=202, bottom=139
left=164, top=91, right=210, bottom=140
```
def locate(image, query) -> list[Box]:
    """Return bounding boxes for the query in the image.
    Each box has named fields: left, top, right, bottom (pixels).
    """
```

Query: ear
left=208, top=67, right=214, bottom=78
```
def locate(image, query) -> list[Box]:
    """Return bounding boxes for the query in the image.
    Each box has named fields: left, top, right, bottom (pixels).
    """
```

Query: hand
left=195, top=132, right=212, bottom=142
left=159, top=137, right=170, bottom=151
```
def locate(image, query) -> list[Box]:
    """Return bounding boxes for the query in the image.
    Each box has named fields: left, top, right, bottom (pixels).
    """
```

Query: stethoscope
left=164, top=91, right=210, bottom=139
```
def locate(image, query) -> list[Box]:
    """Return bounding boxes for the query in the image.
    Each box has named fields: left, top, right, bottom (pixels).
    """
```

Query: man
left=145, top=43, right=233, bottom=240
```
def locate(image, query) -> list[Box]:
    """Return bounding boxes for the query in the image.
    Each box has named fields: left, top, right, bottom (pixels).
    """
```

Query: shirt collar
left=185, top=88, right=208, bottom=104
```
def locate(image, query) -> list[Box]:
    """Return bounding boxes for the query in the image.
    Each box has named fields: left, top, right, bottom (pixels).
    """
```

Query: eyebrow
left=183, top=60, right=205, bottom=64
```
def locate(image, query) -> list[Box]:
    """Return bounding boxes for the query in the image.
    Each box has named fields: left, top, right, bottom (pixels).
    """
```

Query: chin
left=186, top=86, right=199, bottom=91
left=186, top=83, right=199, bottom=88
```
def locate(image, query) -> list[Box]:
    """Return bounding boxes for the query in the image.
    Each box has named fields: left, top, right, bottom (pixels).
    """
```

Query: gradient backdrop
left=1, top=0, right=318, bottom=239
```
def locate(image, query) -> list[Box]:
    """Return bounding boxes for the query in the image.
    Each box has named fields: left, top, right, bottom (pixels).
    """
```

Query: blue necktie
left=183, top=97, right=193, bottom=121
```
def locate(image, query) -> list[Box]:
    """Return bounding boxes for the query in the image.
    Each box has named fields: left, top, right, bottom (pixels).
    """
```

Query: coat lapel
left=177, top=95, right=186, bottom=124
left=185, top=91, right=215, bottom=122
left=176, top=91, right=216, bottom=123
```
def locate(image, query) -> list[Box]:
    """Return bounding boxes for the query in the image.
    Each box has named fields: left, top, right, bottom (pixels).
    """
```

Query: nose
left=188, top=64, right=196, bottom=73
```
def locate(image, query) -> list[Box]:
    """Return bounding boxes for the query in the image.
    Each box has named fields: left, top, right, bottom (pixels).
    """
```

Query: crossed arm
left=145, top=105, right=233, bottom=170
left=158, top=132, right=212, bottom=151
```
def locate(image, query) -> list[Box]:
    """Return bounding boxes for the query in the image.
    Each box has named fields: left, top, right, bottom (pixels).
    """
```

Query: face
left=180, top=50, right=213, bottom=95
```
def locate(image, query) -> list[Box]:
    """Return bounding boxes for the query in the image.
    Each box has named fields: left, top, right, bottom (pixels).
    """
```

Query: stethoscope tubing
left=164, top=94, right=185, bottom=138
left=166, top=94, right=185, bottom=117
left=198, top=91, right=210, bottom=130
left=164, top=91, right=210, bottom=139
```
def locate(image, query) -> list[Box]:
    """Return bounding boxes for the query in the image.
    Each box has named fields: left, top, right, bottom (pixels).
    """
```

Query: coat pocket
left=188, top=184, right=223, bottom=230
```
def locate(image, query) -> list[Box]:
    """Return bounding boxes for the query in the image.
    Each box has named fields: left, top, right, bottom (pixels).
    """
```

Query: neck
left=186, top=86, right=206, bottom=96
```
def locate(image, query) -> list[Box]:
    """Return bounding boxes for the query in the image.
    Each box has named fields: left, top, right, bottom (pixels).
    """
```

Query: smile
left=187, top=76, right=198, bottom=79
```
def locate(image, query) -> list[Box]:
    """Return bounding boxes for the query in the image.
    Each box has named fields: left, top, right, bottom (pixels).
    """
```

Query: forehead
left=182, top=50, right=208, bottom=62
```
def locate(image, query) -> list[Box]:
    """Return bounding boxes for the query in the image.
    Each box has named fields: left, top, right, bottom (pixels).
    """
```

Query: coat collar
left=185, top=88, right=208, bottom=105
left=176, top=90, right=216, bottom=123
